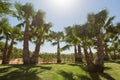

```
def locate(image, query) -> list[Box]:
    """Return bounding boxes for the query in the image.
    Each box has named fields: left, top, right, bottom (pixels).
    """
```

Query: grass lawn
left=0, top=61, right=120, bottom=80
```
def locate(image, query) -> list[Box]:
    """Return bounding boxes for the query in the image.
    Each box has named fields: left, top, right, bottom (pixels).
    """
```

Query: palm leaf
left=104, top=16, right=115, bottom=28
left=61, top=44, right=71, bottom=51
left=52, top=42, right=57, bottom=46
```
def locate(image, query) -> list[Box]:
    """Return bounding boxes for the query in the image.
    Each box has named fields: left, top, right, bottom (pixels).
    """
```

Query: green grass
left=0, top=61, right=120, bottom=80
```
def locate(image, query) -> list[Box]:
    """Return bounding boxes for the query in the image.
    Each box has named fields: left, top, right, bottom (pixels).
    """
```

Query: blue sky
left=10, top=0, right=120, bottom=53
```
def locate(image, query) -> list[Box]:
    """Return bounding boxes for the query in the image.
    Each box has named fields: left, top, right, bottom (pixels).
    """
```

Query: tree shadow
left=68, top=63, right=86, bottom=70
left=78, top=75, right=91, bottom=80
left=99, top=73, right=115, bottom=80
left=104, top=66, right=112, bottom=70
left=106, top=60, right=120, bottom=64
left=0, top=65, right=52, bottom=80
left=58, top=70, right=91, bottom=80
left=88, top=72, right=101, bottom=80
left=58, top=71, right=73, bottom=80
left=68, top=63, right=115, bottom=80
left=114, top=60, right=120, bottom=64
left=0, top=66, right=12, bottom=73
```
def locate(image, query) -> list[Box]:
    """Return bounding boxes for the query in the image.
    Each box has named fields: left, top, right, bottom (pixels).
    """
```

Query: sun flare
left=48, top=0, right=76, bottom=12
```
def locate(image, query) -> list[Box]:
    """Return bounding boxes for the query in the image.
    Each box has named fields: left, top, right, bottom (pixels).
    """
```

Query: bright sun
left=51, top=0, right=73, bottom=7
left=48, top=0, right=76, bottom=12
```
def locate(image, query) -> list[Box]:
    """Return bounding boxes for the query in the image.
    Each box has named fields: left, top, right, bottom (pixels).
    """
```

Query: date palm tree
left=13, top=2, right=35, bottom=64
left=30, top=10, right=52, bottom=64
left=88, top=9, right=115, bottom=72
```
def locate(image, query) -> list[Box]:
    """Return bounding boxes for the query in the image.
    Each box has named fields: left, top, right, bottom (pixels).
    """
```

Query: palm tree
left=5, top=27, right=22, bottom=64
left=13, top=2, right=35, bottom=64
left=50, top=31, right=64, bottom=63
left=64, top=26, right=83, bottom=63
left=79, top=24, right=95, bottom=71
left=0, top=18, right=12, bottom=64
left=72, top=25, right=83, bottom=62
left=30, top=10, right=52, bottom=64
left=30, top=10, right=45, bottom=64
left=91, top=9, right=114, bottom=72
left=87, top=40, right=94, bottom=61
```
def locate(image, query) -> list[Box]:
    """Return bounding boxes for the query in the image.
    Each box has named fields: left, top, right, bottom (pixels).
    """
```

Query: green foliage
left=40, top=53, right=56, bottom=63
left=0, top=0, right=11, bottom=15
left=39, top=53, right=75, bottom=63
left=11, top=47, right=22, bottom=59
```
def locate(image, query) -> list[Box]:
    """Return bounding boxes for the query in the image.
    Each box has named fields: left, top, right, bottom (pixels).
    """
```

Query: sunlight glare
left=48, top=0, right=76, bottom=13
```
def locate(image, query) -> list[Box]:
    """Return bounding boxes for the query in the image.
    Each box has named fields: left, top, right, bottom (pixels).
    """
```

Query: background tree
left=64, top=26, right=83, bottom=63
left=49, top=31, right=64, bottom=63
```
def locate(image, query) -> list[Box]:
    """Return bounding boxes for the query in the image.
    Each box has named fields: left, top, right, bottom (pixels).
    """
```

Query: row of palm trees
left=62, top=10, right=120, bottom=72
left=0, top=0, right=120, bottom=73
left=0, top=1, right=52, bottom=64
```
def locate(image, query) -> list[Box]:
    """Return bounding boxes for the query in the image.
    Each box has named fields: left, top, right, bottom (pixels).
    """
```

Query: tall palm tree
left=13, top=2, right=35, bottom=64
left=30, top=10, right=52, bottom=64
left=50, top=31, right=64, bottom=63
left=0, top=18, right=12, bottom=64
left=90, top=9, right=114, bottom=72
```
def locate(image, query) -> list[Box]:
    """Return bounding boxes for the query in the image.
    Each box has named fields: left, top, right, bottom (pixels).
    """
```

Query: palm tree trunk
left=23, top=19, right=30, bottom=64
left=113, top=49, right=116, bottom=60
left=83, top=45, right=95, bottom=72
left=74, top=45, right=78, bottom=63
left=6, top=38, right=14, bottom=64
left=57, top=41, right=61, bottom=63
left=31, top=38, right=41, bottom=64
left=104, top=44, right=109, bottom=61
left=88, top=46, right=94, bottom=61
left=95, top=32, right=104, bottom=73
left=2, top=37, right=8, bottom=64
left=77, top=44, right=83, bottom=62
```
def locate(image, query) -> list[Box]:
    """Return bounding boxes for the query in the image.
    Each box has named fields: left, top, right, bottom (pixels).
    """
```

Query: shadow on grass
left=106, top=60, right=120, bottom=64
left=68, top=63, right=115, bottom=80
left=0, top=66, right=12, bottom=73
left=58, top=70, right=91, bottom=80
left=100, top=73, right=115, bottom=80
left=104, top=66, right=112, bottom=70
left=114, top=60, right=120, bottom=64
left=0, top=65, right=52, bottom=80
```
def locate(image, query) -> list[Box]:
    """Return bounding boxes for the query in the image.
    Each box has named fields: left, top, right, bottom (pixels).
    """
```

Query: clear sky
left=10, top=0, right=120, bottom=53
